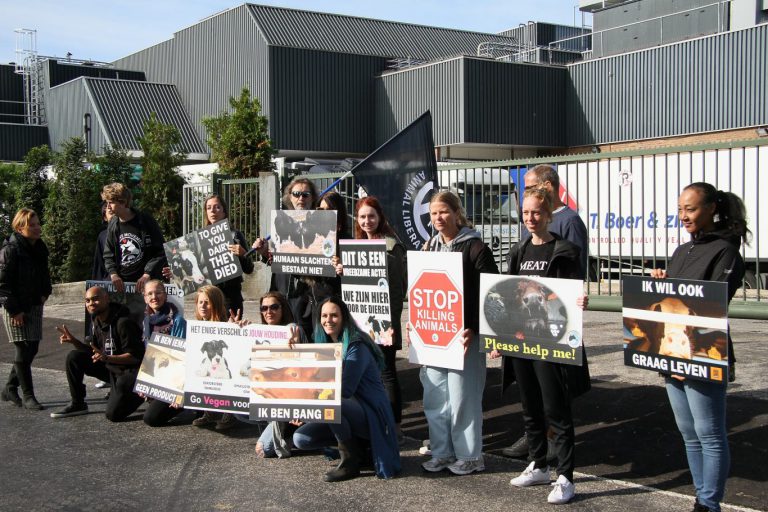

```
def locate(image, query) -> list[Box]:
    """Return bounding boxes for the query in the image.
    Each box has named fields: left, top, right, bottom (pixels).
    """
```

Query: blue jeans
left=419, top=337, right=486, bottom=461
left=665, top=377, right=729, bottom=512
left=293, top=397, right=368, bottom=449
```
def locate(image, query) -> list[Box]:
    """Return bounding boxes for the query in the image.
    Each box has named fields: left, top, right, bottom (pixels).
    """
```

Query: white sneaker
left=547, top=474, right=575, bottom=504
left=510, top=461, right=551, bottom=487
left=94, top=381, right=109, bottom=389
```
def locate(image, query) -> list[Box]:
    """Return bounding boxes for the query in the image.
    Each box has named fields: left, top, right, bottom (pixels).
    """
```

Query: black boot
left=1, top=386, right=22, bottom=406
left=324, top=438, right=362, bottom=482
left=16, top=362, right=43, bottom=411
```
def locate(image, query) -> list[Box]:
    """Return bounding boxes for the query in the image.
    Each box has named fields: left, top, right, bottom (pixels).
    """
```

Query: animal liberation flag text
left=134, top=333, right=187, bottom=406
left=340, top=239, right=392, bottom=345
left=269, top=209, right=337, bottom=277
left=622, top=275, right=729, bottom=383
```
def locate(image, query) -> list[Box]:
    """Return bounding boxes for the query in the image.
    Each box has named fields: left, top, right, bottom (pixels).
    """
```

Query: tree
left=42, top=138, right=104, bottom=282
left=15, top=145, right=51, bottom=222
left=138, top=112, right=186, bottom=240
left=0, top=162, right=23, bottom=237
left=203, top=87, right=276, bottom=178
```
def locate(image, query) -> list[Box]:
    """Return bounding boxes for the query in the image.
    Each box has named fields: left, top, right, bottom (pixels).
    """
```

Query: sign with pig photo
left=622, top=276, right=729, bottom=383
left=164, top=219, right=242, bottom=295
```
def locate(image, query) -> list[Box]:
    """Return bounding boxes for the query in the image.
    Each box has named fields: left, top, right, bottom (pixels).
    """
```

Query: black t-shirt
left=518, top=239, right=555, bottom=276
left=116, top=216, right=147, bottom=281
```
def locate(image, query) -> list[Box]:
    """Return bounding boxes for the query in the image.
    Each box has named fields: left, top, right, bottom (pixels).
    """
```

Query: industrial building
left=1, top=0, right=766, bottom=163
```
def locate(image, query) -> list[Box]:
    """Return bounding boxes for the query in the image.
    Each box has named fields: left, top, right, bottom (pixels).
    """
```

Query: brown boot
left=324, top=438, right=362, bottom=482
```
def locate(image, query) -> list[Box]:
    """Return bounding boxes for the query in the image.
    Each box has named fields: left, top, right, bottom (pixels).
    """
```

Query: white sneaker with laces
left=447, top=458, right=485, bottom=475
left=510, top=461, right=551, bottom=487
left=547, top=474, right=575, bottom=504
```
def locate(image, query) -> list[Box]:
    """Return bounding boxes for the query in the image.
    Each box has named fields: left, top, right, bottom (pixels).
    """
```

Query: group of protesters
left=0, top=167, right=750, bottom=511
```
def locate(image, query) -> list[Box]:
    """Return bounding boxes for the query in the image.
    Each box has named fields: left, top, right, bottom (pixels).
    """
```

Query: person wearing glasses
left=253, top=291, right=308, bottom=458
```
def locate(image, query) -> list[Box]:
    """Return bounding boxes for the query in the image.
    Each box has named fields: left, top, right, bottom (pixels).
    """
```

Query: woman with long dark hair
left=0, top=208, right=52, bottom=410
left=292, top=296, right=400, bottom=482
left=649, top=182, right=748, bottom=512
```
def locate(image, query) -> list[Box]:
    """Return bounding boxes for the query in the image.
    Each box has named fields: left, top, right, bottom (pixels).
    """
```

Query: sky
left=1, top=0, right=591, bottom=64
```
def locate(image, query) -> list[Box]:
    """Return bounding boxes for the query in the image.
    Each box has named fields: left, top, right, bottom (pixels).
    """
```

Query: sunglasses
left=260, top=304, right=282, bottom=312
left=291, top=191, right=312, bottom=198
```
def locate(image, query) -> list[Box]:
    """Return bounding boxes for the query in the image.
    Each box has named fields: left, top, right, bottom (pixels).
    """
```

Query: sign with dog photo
left=622, top=276, right=729, bottom=383
left=84, top=280, right=183, bottom=337
left=339, top=239, right=393, bottom=345
left=164, top=219, right=243, bottom=296
left=183, top=320, right=291, bottom=414
left=478, top=274, right=584, bottom=366
left=269, top=209, right=337, bottom=278
left=134, top=333, right=187, bottom=406
left=249, top=344, right=342, bottom=424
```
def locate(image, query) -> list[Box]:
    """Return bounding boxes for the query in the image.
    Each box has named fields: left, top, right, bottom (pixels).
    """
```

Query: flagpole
left=318, top=169, right=354, bottom=197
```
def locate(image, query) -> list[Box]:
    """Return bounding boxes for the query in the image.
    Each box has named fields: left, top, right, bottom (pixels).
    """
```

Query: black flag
left=352, top=111, right=438, bottom=250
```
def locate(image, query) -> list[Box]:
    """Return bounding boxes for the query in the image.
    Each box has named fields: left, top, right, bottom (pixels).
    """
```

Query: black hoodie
left=90, top=302, right=145, bottom=374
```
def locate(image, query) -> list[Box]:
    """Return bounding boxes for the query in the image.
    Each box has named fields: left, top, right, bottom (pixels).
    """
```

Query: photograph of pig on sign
left=164, top=219, right=243, bottom=295
left=622, top=275, right=730, bottom=383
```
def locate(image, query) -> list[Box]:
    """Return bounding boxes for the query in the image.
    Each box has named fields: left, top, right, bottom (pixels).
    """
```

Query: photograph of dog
left=138, top=345, right=186, bottom=391
left=271, top=210, right=337, bottom=254
left=197, top=339, right=232, bottom=379
left=483, top=277, right=568, bottom=342
left=623, top=297, right=728, bottom=360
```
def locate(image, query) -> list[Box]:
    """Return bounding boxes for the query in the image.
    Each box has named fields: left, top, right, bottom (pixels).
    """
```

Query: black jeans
left=380, top=344, right=402, bottom=424
left=512, top=357, right=575, bottom=481
left=65, top=350, right=144, bottom=422
left=5, top=340, right=40, bottom=393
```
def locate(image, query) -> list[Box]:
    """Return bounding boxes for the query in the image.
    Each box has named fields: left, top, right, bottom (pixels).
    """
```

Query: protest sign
left=164, top=219, right=242, bottom=295
left=249, top=344, right=342, bottom=423
left=83, top=280, right=183, bottom=337
left=622, top=275, right=729, bottom=383
left=407, top=251, right=464, bottom=370
left=134, top=333, right=187, bottom=406
left=478, top=274, right=584, bottom=365
left=269, top=210, right=337, bottom=278
left=340, top=239, right=392, bottom=345
left=183, top=321, right=292, bottom=414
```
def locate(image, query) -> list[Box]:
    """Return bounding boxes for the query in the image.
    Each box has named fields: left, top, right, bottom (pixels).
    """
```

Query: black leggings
left=143, top=399, right=184, bottom=427
left=380, top=344, right=402, bottom=424
left=5, top=340, right=40, bottom=392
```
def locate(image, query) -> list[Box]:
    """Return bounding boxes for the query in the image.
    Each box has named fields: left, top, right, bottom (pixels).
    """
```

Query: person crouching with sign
left=419, top=191, right=498, bottom=476
left=649, top=183, right=747, bottom=512
left=292, top=297, right=400, bottom=482
left=492, top=187, right=590, bottom=505
left=141, top=280, right=187, bottom=427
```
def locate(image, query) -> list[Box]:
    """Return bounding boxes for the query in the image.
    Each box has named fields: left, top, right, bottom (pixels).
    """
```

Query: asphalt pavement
left=0, top=299, right=765, bottom=512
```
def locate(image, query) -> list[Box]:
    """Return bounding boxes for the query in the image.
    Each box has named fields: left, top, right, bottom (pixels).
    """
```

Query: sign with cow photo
left=134, top=333, right=187, bottom=406
left=249, top=343, right=342, bottom=424
left=163, top=219, right=243, bottom=296
left=622, top=276, right=729, bottom=383
left=182, top=320, right=290, bottom=414
left=407, top=251, right=465, bottom=370
left=339, top=239, right=393, bottom=345
left=478, top=274, right=584, bottom=366
left=269, top=209, right=337, bottom=278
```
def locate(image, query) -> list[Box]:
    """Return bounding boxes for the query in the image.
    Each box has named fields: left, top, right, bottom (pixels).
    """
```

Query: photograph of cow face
left=250, top=366, right=337, bottom=400
left=483, top=278, right=567, bottom=341
left=271, top=210, right=336, bottom=254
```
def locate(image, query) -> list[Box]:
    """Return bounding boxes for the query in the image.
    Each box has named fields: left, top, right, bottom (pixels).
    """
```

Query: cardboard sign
left=134, top=333, right=187, bottom=406
left=249, top=344, right=342, bottom=424
left=478, top=274, right=584, bottom=365
left=269, top=210, right=337, bottom=277
left=407, top=250, right=464, bottom=370
left=622, top=275, right=729, bottom=383
left=164, top=219, right=243, bottom=295
left=183, top=321, right=292, bottom=414
left=340, top=239, right=393, bottom=345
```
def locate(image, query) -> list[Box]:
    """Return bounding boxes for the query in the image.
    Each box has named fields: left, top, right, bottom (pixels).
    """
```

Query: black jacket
left=502, top=234, right=591, bottom=398
left=102, top=209, right=166, bottom=281
left=0, top=233, right=52, bottom=315
left=89, top=302, right=145, bottom=375
left=216, top=229, right=255, bottom=306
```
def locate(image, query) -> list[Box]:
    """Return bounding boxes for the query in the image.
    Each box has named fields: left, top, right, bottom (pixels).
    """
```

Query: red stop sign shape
left=409, top=271, right=463, bottom=347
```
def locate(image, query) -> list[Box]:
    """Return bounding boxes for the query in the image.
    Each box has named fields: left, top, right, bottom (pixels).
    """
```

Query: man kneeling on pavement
left=51, top=286, right=145, bottom=421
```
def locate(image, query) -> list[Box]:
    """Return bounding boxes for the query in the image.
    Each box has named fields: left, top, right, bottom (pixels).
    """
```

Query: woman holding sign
left=292, top=296, right=400, bottom=482
left=650, top=183, right=748, bottom=512
left=419, top=191, right=498, bottom=476
left=492, top=187, right=589, bottom=504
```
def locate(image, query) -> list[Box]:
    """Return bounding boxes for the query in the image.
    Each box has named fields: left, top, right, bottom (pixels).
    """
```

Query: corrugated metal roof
left=247, top=3, right=518, bottom=60
left=83, top=78, right=206, bottom=154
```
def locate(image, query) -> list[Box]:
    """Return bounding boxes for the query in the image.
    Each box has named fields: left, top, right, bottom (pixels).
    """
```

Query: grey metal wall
left=375, top=57, right=567, bottom=148
left=46, top=60, right=145, bottom=88
left=499, top=22, right=592, bottom=52
left=375, top=58, right=464, bottom=147
left=269, top=46, right=384, bottom=153
left=0, top=123, right=49, bottom=162
left=46, top=78, right=109, bottom=153
left=566, top=23, right=768, bottom=146
left=591, top=0, right=725, bottom=57
left=0, top=65, right=24, bottom=124
left=112, top=38, right=176, bottom=85
left=464, top=59, right=566, bottom=147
